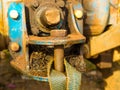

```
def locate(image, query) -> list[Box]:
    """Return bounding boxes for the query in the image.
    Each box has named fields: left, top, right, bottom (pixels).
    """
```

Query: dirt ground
left=0, top=50, right=120, bottom=90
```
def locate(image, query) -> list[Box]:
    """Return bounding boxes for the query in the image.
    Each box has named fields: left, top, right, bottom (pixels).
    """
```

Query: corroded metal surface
left=28, top=34, right=85, bottom=45
left=24, top=0, right=65, bottom=35
left=4, top=0, right=120, bottom=89
left=42, top=8, right=60, bottom=25
left=50, top=30, right=67, bottom=37
left=51, top=30, right=66, bottom=72
left=54, top=45, right=64, bottom=72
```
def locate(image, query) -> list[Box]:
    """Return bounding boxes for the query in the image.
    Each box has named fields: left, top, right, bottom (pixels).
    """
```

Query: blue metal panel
left=8, top=2, right=24, bottom=54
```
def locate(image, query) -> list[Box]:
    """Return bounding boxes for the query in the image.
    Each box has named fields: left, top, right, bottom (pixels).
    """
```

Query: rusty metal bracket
left=28, top=33, right=85, bottom=46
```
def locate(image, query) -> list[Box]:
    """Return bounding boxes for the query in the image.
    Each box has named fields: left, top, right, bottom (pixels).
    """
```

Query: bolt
left=9, top=10, right=19, bottom=19
left=74, top=9, right=83, bottom=19
left=44, top=8, right=60, bottom=25
left=10, top=42, right=19, bottom=52
left=32, top=0, right=39, bottom=8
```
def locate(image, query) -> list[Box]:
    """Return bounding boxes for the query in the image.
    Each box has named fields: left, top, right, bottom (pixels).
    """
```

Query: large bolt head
left=44, top=8, right=60, bottom=25
left=9, top=10, right=19, bottom=19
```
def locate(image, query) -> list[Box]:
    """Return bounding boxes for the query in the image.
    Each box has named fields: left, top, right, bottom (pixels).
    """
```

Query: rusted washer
left=50, top=29, right=67, bottom=37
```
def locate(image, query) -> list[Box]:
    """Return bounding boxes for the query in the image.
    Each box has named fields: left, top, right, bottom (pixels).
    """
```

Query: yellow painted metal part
left=89, top=24, right=120, bottom=56
left=109, top=0, right=118, bottom=24
left=105, top=71, right=120, bottom=90
left=0, top=0, right=6, bottom=50
left=117, top=0, right=120, bottom=23
left=2, top=0, right=10, bottom=37
left=104, top=60, right=120, bottom=90
left=113, top=47, right=120, bottom=62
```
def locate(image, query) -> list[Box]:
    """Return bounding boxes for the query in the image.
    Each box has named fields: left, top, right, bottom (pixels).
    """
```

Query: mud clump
left=66, top=55, right=86, bottom=72
left=29, top=52, right=51, bottom=77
